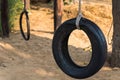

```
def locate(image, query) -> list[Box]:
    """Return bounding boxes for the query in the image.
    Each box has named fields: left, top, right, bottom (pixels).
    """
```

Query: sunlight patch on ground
left=35, top=68, right=55, bottom=77
left=0, top=42, right=31, bottom=59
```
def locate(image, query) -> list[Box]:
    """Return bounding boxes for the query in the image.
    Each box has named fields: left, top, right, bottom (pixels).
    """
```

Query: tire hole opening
left=68, top=29, right=92, bottom=67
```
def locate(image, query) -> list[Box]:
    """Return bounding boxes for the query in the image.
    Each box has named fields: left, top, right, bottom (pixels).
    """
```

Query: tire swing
left=52, top=0, right=107, bottom=79
left=19, top=0, right=30, bottom=41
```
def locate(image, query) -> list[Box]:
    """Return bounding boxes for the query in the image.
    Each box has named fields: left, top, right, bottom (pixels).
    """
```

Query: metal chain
left=76, top=0, right=83, bottom=29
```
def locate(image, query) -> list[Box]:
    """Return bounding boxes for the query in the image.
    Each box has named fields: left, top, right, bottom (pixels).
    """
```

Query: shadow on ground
left=0, top=31, right=92, bottom=80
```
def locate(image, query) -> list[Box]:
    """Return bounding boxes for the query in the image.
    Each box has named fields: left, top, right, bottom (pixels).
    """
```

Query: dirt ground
left=0, top=1, right=120, bottom=80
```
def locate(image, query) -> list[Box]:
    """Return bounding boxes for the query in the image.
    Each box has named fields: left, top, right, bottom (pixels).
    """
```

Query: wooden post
left=1, top=0, right=9, bottom=37
left=110, top=0, right=120, bottom=67
left=54, top=0, right=63, bottom=31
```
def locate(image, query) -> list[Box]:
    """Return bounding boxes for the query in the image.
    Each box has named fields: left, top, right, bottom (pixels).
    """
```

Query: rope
left=23, top=0, right=27, bottom=11
left=78, top=0, right=81, bottom=13
left=76, top=0, right=83, bottom=29
left=107, top=21, right=113, bottom=45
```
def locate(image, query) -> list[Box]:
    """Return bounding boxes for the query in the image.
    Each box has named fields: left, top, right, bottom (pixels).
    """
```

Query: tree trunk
left=1, top=0, right=9, bottom=37
left=110, top=0, right=120, bottom=67
left=54, top=0, right=63, bottom=31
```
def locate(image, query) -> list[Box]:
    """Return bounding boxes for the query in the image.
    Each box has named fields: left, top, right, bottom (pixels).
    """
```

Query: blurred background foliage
left=0, top=0, right=23, bottom=33
left=8, top=0, right=23, bottom=29
left=0, top=0, right=111, bottom=33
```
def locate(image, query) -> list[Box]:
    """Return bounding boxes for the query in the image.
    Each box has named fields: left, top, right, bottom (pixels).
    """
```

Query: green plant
left=8, top=0, right=23, bottom=29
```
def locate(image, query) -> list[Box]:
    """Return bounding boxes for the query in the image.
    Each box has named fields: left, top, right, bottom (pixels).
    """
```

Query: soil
left=0, top=1, right=120, bottom=80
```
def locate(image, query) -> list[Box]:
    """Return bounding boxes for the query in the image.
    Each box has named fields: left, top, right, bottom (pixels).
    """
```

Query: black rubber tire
left=52, top=18, right=107, bottom=79
left=19, top=10, right=30, bottom=41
